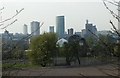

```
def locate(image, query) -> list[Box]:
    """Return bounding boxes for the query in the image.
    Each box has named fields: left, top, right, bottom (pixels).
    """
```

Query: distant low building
left=97, top=30, right=118, bottom=43
left=1, top=30, right=29, bottom=52
left=84, top=20, right=97, bottom=38
left=68, top=28, right=74, bottom=36
left=75, top=32, right=81, bottom=37
left=81, top=29, right=86, bottom=38
left=97, top=30, right=112, bottom=36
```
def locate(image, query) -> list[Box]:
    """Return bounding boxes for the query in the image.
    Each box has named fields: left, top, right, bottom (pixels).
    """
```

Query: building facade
left=56, top=16, right=65, bottom=39
left=31, top=21, right=40, bottom=36
left=84, top=20, right=97, bottom=38
left=81, top=29, right=86, bottom=38
left=49, top=26, right=54, bottom=33
left=68, top=28, right=73, bottom=36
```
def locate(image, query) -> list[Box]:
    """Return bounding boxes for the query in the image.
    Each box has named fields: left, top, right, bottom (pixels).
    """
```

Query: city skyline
left=0, top=1, right=118, bottom=34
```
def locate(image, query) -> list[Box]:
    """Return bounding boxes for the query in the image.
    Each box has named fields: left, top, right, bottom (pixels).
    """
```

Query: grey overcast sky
left=0, top=0, right=119, bottom=34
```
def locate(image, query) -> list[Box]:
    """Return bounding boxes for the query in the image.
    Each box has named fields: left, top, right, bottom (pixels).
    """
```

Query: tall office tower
left=31, top=21, right=40, bottom=36
left=23, top=24, right=28, bottom=35
left=68, top=28, right=73, bottom=36
left=56, top=16, right=65, bottom=38
left=49, top=26, right=54, bottom=33
left=118, top=1, right=120, bottom=32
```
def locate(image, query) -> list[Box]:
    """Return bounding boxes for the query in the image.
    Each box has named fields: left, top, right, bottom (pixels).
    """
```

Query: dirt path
left=2, top=64, right=119, bottom=77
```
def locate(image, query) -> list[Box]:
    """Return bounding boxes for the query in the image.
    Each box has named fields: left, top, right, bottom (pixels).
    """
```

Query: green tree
left=62, top=42, right=73, bottom=65
left=114, top=42, right=120, bottom=57
left=86, top=36, right=95, bottom=47
left=28, top=32, right=57, bottom=67
left=62, top=40, right=81, bottom=65
left=12, top=47, right=24, bottom=59
left=92, top=34, right=115, bottom=58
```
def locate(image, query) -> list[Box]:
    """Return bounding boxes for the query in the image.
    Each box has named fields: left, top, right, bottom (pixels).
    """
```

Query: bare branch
left=1, top=19, right=17, bottom=29
left=103, top=0, right=120, bottom=22
left=110, top=20, right=120, bottom=37
left=88, top=29, right=114, bottom=56
left=103, top=0, right=119, bottom=7
left=0, top=8, right=24, bottom=23
left=11, top=8, right=24, bottom=19
left=88, top=29, right=108, bottom=47
left=111, top=28, right=116, bottom=32
left=0, top=7, right=4, bottom=11
left=112, top=0, right=119, bottom=4
left=0, top=23, right=3, bottom=26
left=110, top=20, right=117, bottom=30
